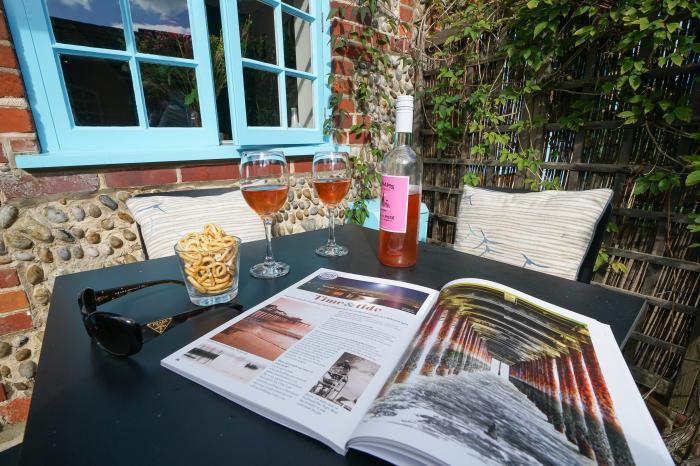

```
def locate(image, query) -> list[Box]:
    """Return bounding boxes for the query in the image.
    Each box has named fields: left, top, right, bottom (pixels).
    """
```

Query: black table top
left=18, top=224, right=645, bottom=466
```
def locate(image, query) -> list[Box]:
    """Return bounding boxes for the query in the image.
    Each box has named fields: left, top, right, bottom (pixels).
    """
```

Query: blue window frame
left=5, top=0, right=336, bottom=168
left=223, top=0, right=325, bottom=145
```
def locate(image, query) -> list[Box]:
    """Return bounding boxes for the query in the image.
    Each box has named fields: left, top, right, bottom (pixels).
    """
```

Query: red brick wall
left=0, top=5, right=33, bottom=364
left=329, top=0, right=417, bottom=147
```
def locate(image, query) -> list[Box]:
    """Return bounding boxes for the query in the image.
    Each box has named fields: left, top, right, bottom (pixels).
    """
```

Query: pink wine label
left=380, top=175, right=409, bottom=233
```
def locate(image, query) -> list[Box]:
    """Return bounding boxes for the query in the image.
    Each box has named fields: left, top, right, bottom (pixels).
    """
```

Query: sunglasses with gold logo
left=79, top=280, right=242, bottom=356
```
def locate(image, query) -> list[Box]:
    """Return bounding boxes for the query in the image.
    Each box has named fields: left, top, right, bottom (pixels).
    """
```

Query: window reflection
left=286, top=76, right=313, bottom=128
left=47, top=0, right=125, bottom=50
left=140, top=63, right=201, bottom=127
left=130, top=0, right=193, bottom=59
left=205, top=0, right=232, bottom=141
left=243, top=68, right=280, bottom=126
left=238, top=0, right=277, bottom=65
left=283, top=0, right=310, bottom=13
left=283, top=13, right=312, bottom=72
left=60, top=55, right=138, bottom=126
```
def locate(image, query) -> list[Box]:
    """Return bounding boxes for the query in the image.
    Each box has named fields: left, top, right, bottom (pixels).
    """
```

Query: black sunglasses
left=79, top=280, right=242, bottom=356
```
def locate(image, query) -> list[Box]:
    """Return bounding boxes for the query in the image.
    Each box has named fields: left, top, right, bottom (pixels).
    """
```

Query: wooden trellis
left=418, top=18, right=700, bottom=414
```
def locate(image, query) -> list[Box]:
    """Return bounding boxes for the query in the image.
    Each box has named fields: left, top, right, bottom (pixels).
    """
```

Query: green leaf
left=184, top=89, right=197, bottom=106
left=573, top=25, right=592, bottom=36
left=633, top=180, right=649, bottom=195
left=629, top=75, right=641, bottom=90
left=671, top=53, right=683, bottom=66
left=620, top=59, right=634, bottom=74
left=611, top=261, right=629, bottom=274
left=637, top=17, right=650, bottom=30
left=534, top=21, right=548, bottom=38
left=527, top=0, right=539, bottom=9
left=658, top=100, right=672, bottom=111
left=594, top=249, right=609, bottom=272
left=686, top=170, right=700, bottom=186
left=617, top=110, right=635, bottom=119
left=675, top=105, right=692, bottom=122
left=463, top=172, right=481, bottom=187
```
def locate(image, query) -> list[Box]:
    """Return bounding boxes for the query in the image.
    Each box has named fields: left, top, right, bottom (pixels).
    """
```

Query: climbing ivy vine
left=326, top=0, right=699, bottom=267
left=423, top=0, right=700, bottom=267
left=327, top=0, right=412, bottom=225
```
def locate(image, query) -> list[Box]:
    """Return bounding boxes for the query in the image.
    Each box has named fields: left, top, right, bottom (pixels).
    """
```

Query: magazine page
left=161, top=268, right=438, bottom=453
left=350, top=278, right=672, bottom=466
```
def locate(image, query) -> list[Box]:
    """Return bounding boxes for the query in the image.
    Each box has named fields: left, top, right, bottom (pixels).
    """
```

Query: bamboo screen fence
left=418, top=18, right=700, bottom=414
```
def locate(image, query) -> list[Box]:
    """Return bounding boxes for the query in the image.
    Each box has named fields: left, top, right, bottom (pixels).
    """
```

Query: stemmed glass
left=312, top=151, right=351, bottom=257
left=240, top=151, right=290, bottom=278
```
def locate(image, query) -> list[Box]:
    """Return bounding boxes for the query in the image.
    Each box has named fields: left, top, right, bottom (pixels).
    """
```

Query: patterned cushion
left=453, top=186, right=613, bottom=280
left=126, top=190, right=264, bottom=259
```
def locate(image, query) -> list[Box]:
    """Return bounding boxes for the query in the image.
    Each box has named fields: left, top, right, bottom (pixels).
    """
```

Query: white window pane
left=286, top=76, right=313, bottom=128
left=282, top=13, right=312, bottom=72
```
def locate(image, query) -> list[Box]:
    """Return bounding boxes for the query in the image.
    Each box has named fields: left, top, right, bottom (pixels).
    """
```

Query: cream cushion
left=453, top=186, right=613, bottom=280
left=126, top=190, right=264, bottom=259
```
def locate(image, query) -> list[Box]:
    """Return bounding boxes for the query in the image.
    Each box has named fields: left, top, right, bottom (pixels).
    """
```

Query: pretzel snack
left=176, top=224, right=239, bottom=295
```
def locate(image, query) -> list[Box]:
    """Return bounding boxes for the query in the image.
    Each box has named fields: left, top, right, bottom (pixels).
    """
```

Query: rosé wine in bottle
left=378, top=95, right=422, bottom=268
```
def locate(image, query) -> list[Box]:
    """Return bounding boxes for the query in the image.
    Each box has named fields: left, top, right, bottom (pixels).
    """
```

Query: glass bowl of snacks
left=174, top=224, right=241, bottom=306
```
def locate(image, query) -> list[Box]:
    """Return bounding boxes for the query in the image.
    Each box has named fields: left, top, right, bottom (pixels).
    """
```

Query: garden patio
left=0, top=0, right=698, bottom=464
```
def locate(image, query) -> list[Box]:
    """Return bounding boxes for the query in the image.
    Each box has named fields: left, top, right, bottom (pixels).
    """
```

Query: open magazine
left=162, top=268, right=671, bottom=465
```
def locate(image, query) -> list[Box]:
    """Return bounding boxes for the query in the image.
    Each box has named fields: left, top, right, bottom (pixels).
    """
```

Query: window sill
left=14, top=143, right=350, bottom=169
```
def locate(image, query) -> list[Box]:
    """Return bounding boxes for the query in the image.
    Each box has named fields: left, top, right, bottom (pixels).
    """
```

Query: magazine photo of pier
left=211, top=298, right=328, bottom=361
left=310, top=352, right=380, bottom=412
left=366, top=283, right=636, bottom=465
left=298, top=273, right=429, bottom=314
left=182, top=343, right=267, bottom=384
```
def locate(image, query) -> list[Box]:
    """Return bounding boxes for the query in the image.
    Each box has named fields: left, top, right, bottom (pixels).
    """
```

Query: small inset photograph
left=299, top=273, right=429, bottom=314
left=183, top=343, right=266, bottom=384
left=211, top=297, right=328, bottom=361
left=309, top=352, right=380, bottom=412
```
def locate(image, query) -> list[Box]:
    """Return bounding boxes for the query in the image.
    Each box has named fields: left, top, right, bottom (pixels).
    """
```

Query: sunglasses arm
left=94, top=280, right=185, bottom=306
left=140, top=302, right=243, bottom=344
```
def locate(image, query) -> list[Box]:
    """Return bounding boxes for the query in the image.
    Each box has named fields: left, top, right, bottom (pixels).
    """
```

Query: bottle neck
left=393, top=131, right=413, bottom=147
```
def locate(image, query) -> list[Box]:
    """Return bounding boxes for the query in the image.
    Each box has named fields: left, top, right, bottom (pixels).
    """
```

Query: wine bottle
left=378, top=95, right=422, bottom=267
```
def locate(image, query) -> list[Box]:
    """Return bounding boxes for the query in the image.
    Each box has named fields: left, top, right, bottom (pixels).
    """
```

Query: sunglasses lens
left=88, top=314, right=140, bottom=356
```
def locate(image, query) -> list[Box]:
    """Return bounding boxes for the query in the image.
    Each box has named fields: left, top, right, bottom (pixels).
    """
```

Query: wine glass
left=240, top=151, right=290, bottom=278
left=312, top=151, right=351, bottom=257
